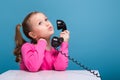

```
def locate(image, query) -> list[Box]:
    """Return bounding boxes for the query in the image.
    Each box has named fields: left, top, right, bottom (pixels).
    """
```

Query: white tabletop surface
left=0, top=70, right=101, bottom=80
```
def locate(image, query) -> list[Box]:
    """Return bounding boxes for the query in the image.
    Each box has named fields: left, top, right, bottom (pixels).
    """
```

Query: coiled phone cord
left=56, top=48, right=101, bottom=78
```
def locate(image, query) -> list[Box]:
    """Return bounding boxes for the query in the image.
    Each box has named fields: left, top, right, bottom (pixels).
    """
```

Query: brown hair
left=13, top=11, right=39, bottom=62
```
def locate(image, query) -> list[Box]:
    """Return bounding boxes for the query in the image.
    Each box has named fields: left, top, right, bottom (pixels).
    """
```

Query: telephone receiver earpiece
left=51, top=20, right=67, bottom=48
left=56, top=20, right=67, bottom=32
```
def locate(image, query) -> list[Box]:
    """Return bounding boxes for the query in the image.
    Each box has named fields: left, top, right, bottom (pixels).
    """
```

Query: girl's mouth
left=48, top=26, right=53, bottom=31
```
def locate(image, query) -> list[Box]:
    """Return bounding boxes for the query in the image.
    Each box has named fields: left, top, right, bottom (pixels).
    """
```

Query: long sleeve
left=53, top=42, right=68, bottom=70
left=21, top=39, right=47, bottom=72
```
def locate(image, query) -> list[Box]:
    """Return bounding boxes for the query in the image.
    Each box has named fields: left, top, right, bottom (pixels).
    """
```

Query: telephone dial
left=51, top=20, right=100, bottom=78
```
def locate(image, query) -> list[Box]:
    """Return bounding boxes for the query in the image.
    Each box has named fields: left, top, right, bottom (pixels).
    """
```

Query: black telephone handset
left=51, top=20, right=100, bottom=78
left=51, top=20, right=67, bottom=48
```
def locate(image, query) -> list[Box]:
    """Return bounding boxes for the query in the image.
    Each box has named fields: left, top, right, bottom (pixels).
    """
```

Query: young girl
left=14, top=11, right=70, bottom=72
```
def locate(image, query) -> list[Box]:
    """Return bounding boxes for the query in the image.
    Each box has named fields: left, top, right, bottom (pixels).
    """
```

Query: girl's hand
left=60, top=30, right=70, bottom=42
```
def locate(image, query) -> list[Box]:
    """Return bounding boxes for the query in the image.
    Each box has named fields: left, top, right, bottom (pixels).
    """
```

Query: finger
left=66, top=30, right=69, bottom=34
left=64, top=30, right=69, bottom=33
left=60, top=31, right=66, bottom=34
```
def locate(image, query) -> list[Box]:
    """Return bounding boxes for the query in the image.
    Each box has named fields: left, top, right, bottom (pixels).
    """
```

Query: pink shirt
left=20, top=39, right=68, bottom=72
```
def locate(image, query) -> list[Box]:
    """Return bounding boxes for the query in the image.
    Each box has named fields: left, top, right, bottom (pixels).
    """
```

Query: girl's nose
left=46, top=22, right=50, bottom=27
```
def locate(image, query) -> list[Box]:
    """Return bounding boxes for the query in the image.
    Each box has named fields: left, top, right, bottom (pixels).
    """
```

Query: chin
left=51, top=30, right=54, bottom=34
left=47, top=31, right=54, bottom=37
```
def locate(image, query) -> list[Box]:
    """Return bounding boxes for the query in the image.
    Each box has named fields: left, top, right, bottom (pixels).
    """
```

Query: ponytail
left=13, top=24, right=26, bottom=62
left=13, top=12, right=39, bottom=62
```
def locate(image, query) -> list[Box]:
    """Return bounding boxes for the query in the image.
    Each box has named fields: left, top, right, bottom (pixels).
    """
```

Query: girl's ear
left=28, top=32, right=37, bottom=39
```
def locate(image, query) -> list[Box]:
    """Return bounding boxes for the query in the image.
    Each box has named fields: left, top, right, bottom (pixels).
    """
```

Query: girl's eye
left=45, top=18, right=48, bottom=21
left=38, top=22, right=42, bottom=25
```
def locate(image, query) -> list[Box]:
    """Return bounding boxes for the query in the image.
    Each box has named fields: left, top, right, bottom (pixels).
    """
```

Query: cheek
left=34, top=27, right=54, bottom=38
left=35, top=29, right=46, bottom=37
left=33, top=29, right=42, bottom=37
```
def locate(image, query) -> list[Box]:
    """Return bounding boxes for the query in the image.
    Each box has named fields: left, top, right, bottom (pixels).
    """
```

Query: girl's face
left=28, top=13, right=54, bottom=40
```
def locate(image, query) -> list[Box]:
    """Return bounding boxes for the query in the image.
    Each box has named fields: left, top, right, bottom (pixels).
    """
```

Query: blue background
left=0, top=0, right=120, bottom=80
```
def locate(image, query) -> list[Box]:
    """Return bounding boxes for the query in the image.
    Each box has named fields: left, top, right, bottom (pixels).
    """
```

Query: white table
left=0, top=70, right=101, bottom=80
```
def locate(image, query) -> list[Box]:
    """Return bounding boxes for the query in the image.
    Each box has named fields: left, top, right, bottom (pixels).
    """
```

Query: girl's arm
left=54, top=30, right=69, bottom=70
left=53, top=42, right=68, bottom=70
left=21, top=39, right=47, bottom=72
